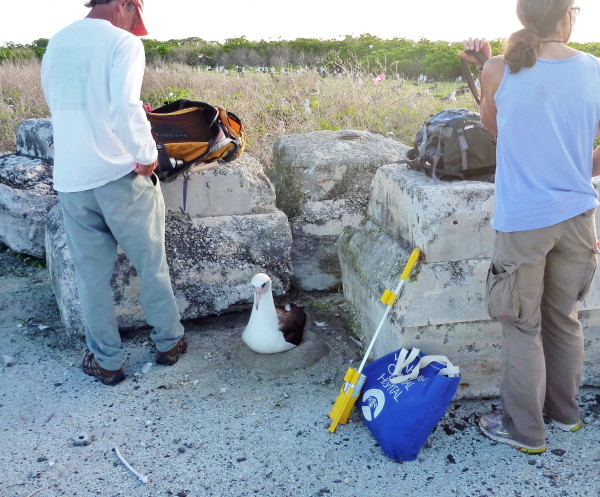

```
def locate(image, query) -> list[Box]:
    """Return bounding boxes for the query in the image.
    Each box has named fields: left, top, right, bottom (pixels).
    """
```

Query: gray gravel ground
left=1, top=247, right=599, bottom=497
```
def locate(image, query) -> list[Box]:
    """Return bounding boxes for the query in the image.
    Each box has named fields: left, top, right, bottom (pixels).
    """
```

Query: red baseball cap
left=130, top=0, right=148, bottom=37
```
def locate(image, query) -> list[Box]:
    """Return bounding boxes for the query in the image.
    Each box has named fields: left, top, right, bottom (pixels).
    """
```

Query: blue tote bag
left=360, top=347, right=460, bottom=462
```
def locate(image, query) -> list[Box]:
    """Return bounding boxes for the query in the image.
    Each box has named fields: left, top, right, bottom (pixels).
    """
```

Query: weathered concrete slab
left=369, top=166, right=600, bottom=264
left=15, top=119, right=54, bottom=161
left=161, top=154, right=276, bottom=217
left=338, top=223, right=600, bottom=398
left=1, top=130, right=278, bottom=260
left=0, top=153, right=57, bottom=257
left=290, top=198, right=364, bottom=290
left=368, top=164, right=495, bottom=263
left=271, top=130, right=410, bottom=216
left=46, top=204, right=293, bottom=334
left=271, top=130, right=410, bottom=290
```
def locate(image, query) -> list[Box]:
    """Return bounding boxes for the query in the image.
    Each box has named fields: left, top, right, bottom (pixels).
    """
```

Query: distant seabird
left=242, top=273, right=307, bottom=354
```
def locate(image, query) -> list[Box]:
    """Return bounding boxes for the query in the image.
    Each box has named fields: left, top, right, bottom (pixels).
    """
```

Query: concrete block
left=46, top=204, right=293, bottom=334
left=271, top=130, right=411, bottom=290
left=0, top=153, right=57, bottom=257
left=271, top=130, right=410, bottom=216
left=160, top=154, right=276, bottom=217
left=368, top=164, right=495, bottom=263
left=15, top=119, right=54, bottom=161
left=290, top=199, right=364, bottom=290
left=338, top=224, right=600, bottom=398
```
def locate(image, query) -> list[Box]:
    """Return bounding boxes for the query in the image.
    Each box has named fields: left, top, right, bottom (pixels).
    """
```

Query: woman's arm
left=479, top=56, right=505, bottom=135
left=459, top=38, right=504, bottom=135
left=592, top=130, right=600, bottom=176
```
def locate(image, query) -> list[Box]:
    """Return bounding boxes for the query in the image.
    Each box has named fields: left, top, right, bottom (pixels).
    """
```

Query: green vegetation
left=311, top=300, right=333, bottom=312
left=0, top=39, right=49, bottom=64
left=3, top=34, right=600, bottom=163
left=2, top=35, right=599, bottom=80
left=15, top=252, right=45, bottom=269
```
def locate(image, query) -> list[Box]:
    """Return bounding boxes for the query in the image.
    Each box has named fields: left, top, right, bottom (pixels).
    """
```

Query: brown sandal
left=156, top=337, right=188, bottom=366
left=81, top=351, right=126, bottom=386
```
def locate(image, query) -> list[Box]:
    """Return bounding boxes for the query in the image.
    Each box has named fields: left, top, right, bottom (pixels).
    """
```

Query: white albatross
left=242, top=273, right=307, bottom=354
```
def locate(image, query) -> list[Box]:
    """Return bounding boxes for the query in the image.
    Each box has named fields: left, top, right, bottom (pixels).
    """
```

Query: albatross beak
left=254, top=287, right=263, bottom=310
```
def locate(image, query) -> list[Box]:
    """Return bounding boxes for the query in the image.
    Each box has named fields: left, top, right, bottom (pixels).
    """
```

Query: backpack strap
left=430, top=165, right=466, bottom=181
left=460, top=50, right=489, bottom=105
left=419, top=123, right=428, bottom=157
left=457, top=128, right=469, bottom=171
left=424, top=128, right=468, bottom=181
left=182, top=174, right=189, bottom=212
left=431, top=127, right=445, bottom=180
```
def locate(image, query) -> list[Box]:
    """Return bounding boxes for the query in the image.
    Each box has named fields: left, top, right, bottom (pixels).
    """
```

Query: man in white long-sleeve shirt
left=41, top=0, right=186, bottom=385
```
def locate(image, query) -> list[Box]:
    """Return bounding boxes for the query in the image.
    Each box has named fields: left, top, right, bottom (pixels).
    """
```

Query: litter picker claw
left=328, top=248, right=421, bottom=433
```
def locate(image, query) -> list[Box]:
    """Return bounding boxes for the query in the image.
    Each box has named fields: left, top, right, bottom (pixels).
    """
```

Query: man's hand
left=134, top=160, right=158, bottom=177
left=459, top=37, right=492, bottom=66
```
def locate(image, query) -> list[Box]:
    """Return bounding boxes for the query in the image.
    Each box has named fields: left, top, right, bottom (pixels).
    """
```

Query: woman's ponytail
left=504, top=0, right=573, bottom=74
left=504, top=28, right=541, bottom=73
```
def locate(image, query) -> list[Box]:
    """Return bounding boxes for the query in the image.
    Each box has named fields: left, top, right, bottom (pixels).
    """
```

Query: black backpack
left=405, top=108, right=496, bottom=181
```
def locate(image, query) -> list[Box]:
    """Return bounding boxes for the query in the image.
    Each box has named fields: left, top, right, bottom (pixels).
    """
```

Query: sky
left=2, top=0, right=600, bottom=45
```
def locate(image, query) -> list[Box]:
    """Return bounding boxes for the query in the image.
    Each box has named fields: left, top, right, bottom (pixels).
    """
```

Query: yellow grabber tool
left=328, top=247, right=421, bottom=433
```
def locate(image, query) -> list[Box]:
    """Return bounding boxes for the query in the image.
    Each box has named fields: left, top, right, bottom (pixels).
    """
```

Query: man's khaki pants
left=487, top=209, right=597, bottom=448
left=59, top=172, right=184, bottom=371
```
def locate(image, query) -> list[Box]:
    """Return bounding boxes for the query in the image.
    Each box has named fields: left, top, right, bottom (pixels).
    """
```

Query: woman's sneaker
left=479, top=414, right=546, bottom=454
left=544, top=415, right=582, bottom=433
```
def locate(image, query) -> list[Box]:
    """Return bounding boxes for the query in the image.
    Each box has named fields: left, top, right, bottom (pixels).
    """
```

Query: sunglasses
left=125, top=1, right=141, bottom=20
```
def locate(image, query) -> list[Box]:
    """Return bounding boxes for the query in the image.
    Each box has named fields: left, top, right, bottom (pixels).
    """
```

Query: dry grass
left=0, top=60, right=477, bottom=167
left=0, top=61, right=48, bottom=152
